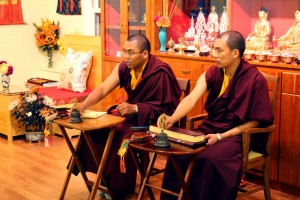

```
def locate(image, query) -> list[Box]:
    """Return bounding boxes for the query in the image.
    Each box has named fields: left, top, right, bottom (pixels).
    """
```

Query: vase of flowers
left=33, top=18, right=61, bottom=68
left=154, top=16, right=171, bottom=52
left=9, top=88, right=56, bottom=142
left=0, top=61, right=14, bottom=89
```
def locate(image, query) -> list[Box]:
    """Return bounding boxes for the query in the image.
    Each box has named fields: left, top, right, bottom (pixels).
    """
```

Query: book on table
left=149, top=125, right=207, bottom=148
left=81, top=110, right=107, bottom=119
left=27, top=77, right=58, bottom=86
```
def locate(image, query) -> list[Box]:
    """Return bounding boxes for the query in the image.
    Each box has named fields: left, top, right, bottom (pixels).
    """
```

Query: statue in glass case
left=246, top=7, right=271, bottom=50
left=205, top=6, right=220, bottom=44
left=277, top=9, right=300, bottom=51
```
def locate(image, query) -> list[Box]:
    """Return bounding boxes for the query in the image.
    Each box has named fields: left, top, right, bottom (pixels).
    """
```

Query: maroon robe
left=161, top=59, right=273, bottom=200
left=72, top=55, right=181, bottom=197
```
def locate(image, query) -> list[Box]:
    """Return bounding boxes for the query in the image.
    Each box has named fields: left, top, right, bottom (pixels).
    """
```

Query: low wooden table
left=128, top=136, right=206, bottom=200
left=53, top=114, right=125, bottom=200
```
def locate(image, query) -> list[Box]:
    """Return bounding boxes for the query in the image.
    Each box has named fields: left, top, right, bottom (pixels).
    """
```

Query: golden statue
left=246, top=7, right=271, bottom=50
left=277, top=9, right=300, bottom=51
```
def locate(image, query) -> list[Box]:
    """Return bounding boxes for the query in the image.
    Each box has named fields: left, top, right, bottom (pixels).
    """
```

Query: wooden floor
left=0, top=134, right=299, bottom=200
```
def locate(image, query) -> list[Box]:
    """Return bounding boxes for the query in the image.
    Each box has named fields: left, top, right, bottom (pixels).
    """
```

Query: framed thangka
left=0, top=0, right=24, bottom=25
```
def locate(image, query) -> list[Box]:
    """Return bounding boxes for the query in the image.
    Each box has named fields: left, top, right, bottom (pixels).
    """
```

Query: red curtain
left=0, top=0, right=24, bottom=25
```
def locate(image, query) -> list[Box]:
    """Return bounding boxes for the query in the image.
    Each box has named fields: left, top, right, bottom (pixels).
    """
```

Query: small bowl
left=256, top=53, right=267, bottom=62
left=282, top=56, right=295, bottom=64
left=269, top=54, right=281, bottom=63
left=199, top=51, right=209, bottom=57
left=244, top=53, right=255, bottom=61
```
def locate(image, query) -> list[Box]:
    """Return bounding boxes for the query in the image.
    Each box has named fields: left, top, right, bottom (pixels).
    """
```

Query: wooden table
left=0, top=85, right=29, bottom=141
left=128, top=137, right=206, bottom=200
left=53, top=114, right=125, bottom=200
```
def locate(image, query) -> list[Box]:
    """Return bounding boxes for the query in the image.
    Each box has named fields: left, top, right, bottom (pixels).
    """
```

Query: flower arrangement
left=33, top=18, right=61, bottom=67
left=154, top=0, right=179, bottom=28
left=0, top=61, right=13, bottom=75
left=33, top=18, right=60, bottom=52
left=154, top=16, right=171, bottom=28
left=9, top=88, right=56, bottom=132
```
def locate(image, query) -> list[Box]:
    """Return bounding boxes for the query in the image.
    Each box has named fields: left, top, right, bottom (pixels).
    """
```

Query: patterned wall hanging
left=0, top=0, right=24, bottom=25
left=56, top=0, right=81, bottom=15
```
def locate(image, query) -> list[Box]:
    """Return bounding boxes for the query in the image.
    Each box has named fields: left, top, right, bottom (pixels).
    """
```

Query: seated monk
left=246, top=7, right=271, bottom=50
left=277, top=9, right=300, bottom=51
left=70, top=34, right=181, bottom=199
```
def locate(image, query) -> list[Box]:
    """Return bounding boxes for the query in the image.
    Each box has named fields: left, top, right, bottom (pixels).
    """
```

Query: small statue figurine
left=277, top=9, right=300, bottom=52
left=128, top=1, right=137, bottom=22
left=69, top=98, right=82, bottom=123
left=167, top=37, right=176, bottom=53
left=246, top=7, right=271, bottom=50
left=219, top=7, right=228, bottom=34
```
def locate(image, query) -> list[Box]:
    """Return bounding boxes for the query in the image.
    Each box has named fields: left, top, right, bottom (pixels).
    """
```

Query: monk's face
left=213, top=36, right=237, bottom=69
left=122, top=40, right=148, bottom=69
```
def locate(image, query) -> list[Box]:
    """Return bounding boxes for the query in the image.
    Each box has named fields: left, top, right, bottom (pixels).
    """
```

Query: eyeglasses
left=121, top=49, right=145, bottom=56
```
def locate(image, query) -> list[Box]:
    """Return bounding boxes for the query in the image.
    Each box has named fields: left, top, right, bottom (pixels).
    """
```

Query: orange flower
left=155, top=16, right=171, bottom=28
left=33, top=18, right=60, bottom=52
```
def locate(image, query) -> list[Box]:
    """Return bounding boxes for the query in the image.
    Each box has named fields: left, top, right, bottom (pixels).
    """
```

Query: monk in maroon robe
left=72, top=34, right=181, bottom=198
left=158, top=30, right=273, bottom=200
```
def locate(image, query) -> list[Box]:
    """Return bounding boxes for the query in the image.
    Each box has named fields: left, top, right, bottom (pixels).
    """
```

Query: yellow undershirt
left=219, top=69, right=230, bottom=97
left=130, top=62, right=147, bottom=90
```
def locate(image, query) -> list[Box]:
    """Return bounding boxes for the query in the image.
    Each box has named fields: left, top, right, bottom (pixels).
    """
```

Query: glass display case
left=165, top=0, right=227, bottom=45
left=102, top=0, right=150, bottom=59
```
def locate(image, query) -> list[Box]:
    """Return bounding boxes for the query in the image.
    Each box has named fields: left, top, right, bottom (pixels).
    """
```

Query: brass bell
left=69, top=109, right=82, bottom=123
left=154, top=132, right=170, bottom=147
left=154, top=113, right=170, bottom=147
left=69, top=98, right=82, bottom=123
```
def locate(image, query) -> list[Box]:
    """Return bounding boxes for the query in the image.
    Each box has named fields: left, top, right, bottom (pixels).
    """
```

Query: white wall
left=0, top=0, right=92, bottom=86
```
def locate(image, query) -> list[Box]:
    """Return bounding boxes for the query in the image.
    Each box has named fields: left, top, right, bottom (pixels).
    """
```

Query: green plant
left=9, top=88, right=56, bottom=132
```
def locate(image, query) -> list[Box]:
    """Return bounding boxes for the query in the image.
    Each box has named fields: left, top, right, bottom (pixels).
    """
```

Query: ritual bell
left=154, top=113, right=170, bottom=147
left=69, top=109, right=82, bottom=123
left=69, top=98, right=82, bottom=124
left=154, top=132, right=170, bottom=147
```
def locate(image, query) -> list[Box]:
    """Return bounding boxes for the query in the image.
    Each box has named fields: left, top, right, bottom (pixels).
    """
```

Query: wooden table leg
left=178, top=155, right=197, bottom=200
left=129, top=148, right=156, bottom=200
left=88, top=127, right=116, bottom=200
left=58, top=126, right=90, bottom=200
left=137, top=152, right=157, bottom=200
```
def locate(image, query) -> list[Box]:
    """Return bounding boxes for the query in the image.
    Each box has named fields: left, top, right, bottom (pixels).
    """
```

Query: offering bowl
left=269, top=54, right=281, bottom=63
left=282, top=55, right=295, bottom=64
left=244, top=52, right=255, bottom=61
left=256, top=53, right=267, bottom=62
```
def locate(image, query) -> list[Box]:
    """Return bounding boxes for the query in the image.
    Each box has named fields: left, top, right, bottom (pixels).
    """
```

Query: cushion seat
left=38, top=86, right=92, bottom=106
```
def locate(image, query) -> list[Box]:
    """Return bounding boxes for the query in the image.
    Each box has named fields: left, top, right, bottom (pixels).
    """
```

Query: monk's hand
left=157, top=114, right=173, bottom=129
left=204, top=134, right=219, bottom=146
left=116, top=102, right=136, bottom=116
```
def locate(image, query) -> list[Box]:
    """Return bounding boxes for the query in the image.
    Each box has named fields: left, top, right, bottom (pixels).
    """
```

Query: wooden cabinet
left=0, top=86, right=27, bottom=141
left=279, top=72, right=300, bottom=187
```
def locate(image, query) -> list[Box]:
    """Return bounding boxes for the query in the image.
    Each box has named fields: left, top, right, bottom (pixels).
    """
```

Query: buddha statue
left=277, top=9, right=300, bottom=52
left=246, top=7, right=271, bottom=50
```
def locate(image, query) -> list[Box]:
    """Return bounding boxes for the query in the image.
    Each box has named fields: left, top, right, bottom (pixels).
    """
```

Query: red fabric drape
left=0, top=0, right=24, bottom=25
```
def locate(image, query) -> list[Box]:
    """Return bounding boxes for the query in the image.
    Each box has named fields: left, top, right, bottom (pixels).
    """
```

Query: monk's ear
left=142, top=50, right=149, bottom=58
left=232, top=49, right=240, bottom=58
